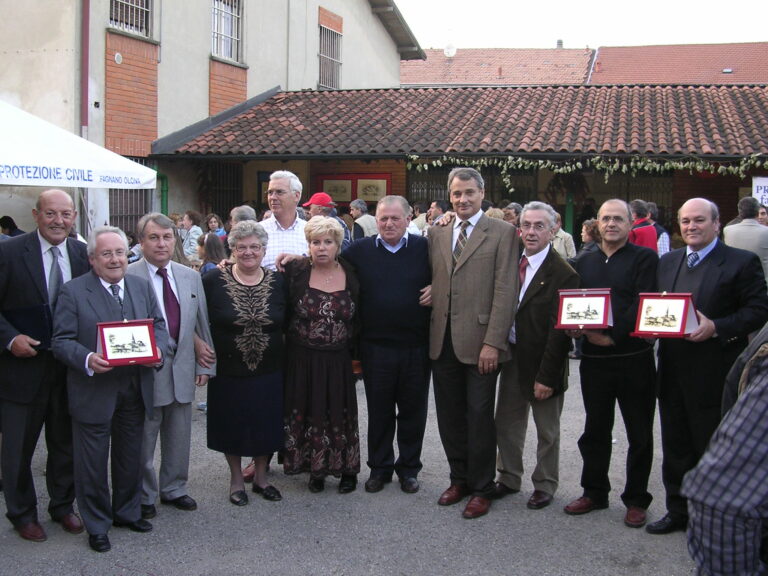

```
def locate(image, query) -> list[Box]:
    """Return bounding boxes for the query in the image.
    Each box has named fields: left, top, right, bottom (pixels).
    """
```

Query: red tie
left=157, top=267, right=180, bottom=341
left=519, top=255, right=528, bottom=290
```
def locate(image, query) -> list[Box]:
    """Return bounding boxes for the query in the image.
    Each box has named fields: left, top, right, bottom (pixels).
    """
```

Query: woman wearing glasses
left=202, top=221, right=286, bottom=506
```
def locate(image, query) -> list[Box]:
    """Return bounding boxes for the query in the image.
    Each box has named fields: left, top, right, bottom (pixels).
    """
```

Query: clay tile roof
left=400, top=48, right=594, bottom=86
left=170, top=85, right=768, bottom=159
left=589, top=42, right=768, bottom=85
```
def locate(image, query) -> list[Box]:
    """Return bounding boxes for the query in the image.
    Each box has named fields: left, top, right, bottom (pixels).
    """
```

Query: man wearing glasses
left=259, top=170, right=308, bottom=271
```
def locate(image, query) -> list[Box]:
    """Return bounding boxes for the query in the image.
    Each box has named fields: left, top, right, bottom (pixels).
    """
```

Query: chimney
left=556, top=39, right=563, bottom=49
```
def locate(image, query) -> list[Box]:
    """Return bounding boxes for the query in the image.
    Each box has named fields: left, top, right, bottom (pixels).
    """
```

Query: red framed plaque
left=631, top=292, right=698, bottom=338
left=97, top=319, right=160, bottom=366
left=555, top=288, right=613, bottom=329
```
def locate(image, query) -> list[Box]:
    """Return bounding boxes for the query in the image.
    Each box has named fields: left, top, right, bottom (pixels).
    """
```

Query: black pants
left=361, top=341, right=430, bottom=481
left=432, top=329, right=499, bottom=499
left=577, top=351, right=656, bottom=509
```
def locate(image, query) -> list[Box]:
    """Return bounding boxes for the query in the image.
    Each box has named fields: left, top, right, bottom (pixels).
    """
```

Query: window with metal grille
left=212, top=0, right=242, bottom=62
left=109, top=157, right=155, bottom=235
left=318, top=26, right=342, bottom=89
left=207, top=163, right=243, bottom=218
left=110, top=0, right=152, bottom=37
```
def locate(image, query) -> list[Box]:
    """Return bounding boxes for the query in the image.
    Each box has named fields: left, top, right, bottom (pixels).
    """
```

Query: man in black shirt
left=563, top=199, right=658, bottom=529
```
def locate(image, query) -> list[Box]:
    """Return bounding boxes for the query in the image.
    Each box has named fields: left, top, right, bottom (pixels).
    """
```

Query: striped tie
left=687, top=252, right=699, bottom=269
left=452, top=221, right=469, bottom=268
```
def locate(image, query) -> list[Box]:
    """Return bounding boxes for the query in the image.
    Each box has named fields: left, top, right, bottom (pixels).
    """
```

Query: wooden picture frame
left=356, top=178, right=387, bottom=202
left=555, top=288, right=613, bottom=329
left=631, top=292, right=698, bottom=338
left=316, top=173, right=392, bottom=206
left=97, top=319, right=160, bottom=366
left=321, top=179, right=353, bottom=203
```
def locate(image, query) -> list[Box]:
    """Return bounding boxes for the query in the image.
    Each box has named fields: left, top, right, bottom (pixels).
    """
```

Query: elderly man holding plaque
left=52, top=226, right=168, bottom=553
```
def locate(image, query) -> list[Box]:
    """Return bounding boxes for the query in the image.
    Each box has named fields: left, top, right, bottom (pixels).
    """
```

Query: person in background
left=205, top=213, right=227, bottom=238
left=759, top=205, right=768, bottom=226
left=0, top=216, right=25, bottom=237
left=647, top=202, right=670, bottom=256
left=485, top=207, right=504, bottom=220
left=260, top=170, right=308, bottom=271
left=302, top=192, right=351, bottom=251
left=411, top=201, right=429, bottom=233
left=126, top=232, right=143, bottom=263
left=337, top=205, right=355, bottom=234
left=629, top=199, right=658, bottom=252
left=197, top=233, right=228, bottom=276
left=567, top=218, right=601, bottom=360
left=349, top=199, right=377, bottom=240
left=503, top=203, right=523, bottom=226
left=551, top=213, right=576, bottom=259
left=181, top=211, right=204, bottom=261
left=427, top=199, right=450, bottom=227
left=723, top=196, right=768, bottom=284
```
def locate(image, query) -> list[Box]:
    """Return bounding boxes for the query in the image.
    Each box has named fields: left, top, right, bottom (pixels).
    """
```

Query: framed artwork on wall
left=322, top=179, right=353, bottom=202
left=316, top=173, right=391, bottom=205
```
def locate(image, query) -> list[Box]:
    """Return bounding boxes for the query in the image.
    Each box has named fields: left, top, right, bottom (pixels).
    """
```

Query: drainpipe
left=80, top=0, right=90, bottom=137
left=159, top=173, right=169, bottom=215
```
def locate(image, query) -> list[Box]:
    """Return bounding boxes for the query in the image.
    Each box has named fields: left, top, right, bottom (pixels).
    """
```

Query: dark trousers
left=578, top=351, right=656, bottom=509
left=360, top=341, right=430, bottom=481
left=432, top=329, right=499, bottom=499
left=72, top=378, right=145, bottom=535
left=1, top=355, right=75, bottom=527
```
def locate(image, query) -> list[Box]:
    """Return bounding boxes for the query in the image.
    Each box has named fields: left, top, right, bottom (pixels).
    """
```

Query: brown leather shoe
left=624, top=506, right=647, bottom=528
left=563, top=496, right=608, bottom=515
left=56, top=512, right=84, bottom=534
left=527, top=490, right=553, bottom=510
left=462, top=496, right=491, bottom=519
left=437, top=484, right=469, bottom=506
left=16, top=521, right=47, bottom=542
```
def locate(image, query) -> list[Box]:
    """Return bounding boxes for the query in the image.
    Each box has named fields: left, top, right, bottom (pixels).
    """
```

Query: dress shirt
left=452, top=210, right=484, bottom=250
left=38, top=231, right=73, bottom=285
left=260, top=213, right=308, bottom=271
left=375, top=233, right=409, bottom=254
left=509, top=245, right=549, bottom=344
left=657, top=232, right=671, bottom=256
left=685, top=237, right=719, bottom=267
left=143, top=260, right=179, bottom=339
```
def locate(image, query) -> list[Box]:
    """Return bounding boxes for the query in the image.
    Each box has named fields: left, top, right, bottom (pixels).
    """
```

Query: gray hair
left=505, top=202, right=523, bottom=214
left=376, top=195, right=410, bottom=218
left=520, top=201, right=557, bottom=229
left=136, top=212, right=174, bottom=239
left=270, top=170, right=303, bottom=195
left=350, top=199, right=369, bottom=214
left=227, top=221, right=269, bottom=250
left=87, top=225, right=128, bottom=256
left=630, top=199, right=649, bottom=218
left=738, top=196, right=760, bottom=219
left=447, top=167, right=484, bottom=191
left=230, top=204, right=257, bottom=223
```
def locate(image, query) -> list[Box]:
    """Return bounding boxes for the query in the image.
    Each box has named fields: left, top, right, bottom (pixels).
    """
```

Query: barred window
left=318, top=26, right=342, bottom=89
left=110, top=0, right=152, bottom=37
left=212, top=0, right=242, bottom=62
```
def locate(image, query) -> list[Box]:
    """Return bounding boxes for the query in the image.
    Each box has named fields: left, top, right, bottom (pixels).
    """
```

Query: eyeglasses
left=520, top=223, right=549, bottom=232
left=98, top=249, right=127, bottom=259
left=267, top=189, right=289, bottom=197
left=234, top=244, right=263, bottom=254
left=600, top=215, right=627, bottom=224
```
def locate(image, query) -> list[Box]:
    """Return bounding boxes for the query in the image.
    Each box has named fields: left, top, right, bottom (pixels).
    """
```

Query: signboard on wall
left=753, top=177, right=768, bottom=205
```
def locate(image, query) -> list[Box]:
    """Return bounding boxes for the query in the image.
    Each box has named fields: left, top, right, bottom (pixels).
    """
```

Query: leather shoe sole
left=564, top=496, right=608, bottom=515
left=527, top=490, right=553, bottom=510
left=400, top=477, right=419, bottom=494
left=113, top=518, right=153, bottom=533
left=646, top=514, right=687, bottom=534
left=89, top=534, right=111, bottom=553
left=16, top=521, right=47, bottom=542
left=161, top=495, right=198, bottom=511
left=253, top=484, right=282, bottom=501
left=438, top=484, right=469, bottom=506
left=364, top=476, right=392, bottom=493
left=462, top=496, right=491, bottom=519
left=55, top=512, right=84, bottom=534
left=141, top=504, right=157, bottom=519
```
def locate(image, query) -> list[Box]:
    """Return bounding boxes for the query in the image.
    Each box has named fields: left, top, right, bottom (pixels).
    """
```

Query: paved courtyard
left=0, top=360, right=695, bottom=575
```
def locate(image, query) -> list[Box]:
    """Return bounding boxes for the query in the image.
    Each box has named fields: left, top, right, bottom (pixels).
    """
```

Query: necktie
left=48, top=245, right=63, bottom=307
left=157, top=267, right=180, bottom=341
left=452, top=221, right=469, bottom=268
left=110, top=284, right=122, bottom=307
left=687, top=251, right=700, bottom=269
left=519, top=255, right=529, bottom=291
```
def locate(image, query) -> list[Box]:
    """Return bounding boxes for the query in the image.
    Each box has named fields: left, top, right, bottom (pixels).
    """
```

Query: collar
left=524, top=243, right=550, bottom=268
left=375, top=232, right=409, bottom=250
left=269, top=211, right=301, bottom=231
left=98, top=276, right=125, bottom=292
left=686, top=237, right=719, bottom=261
left=37, top=230, right=67, bottom=253
left=454, top=210, right=483, bottom=231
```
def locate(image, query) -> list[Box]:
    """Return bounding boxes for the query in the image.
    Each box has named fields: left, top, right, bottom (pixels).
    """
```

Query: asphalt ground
left=0, top=359, right=695, bottom=576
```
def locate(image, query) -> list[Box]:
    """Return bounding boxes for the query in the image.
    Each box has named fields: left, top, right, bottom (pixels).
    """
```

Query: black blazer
left=0, top=232, right=89, bottom=403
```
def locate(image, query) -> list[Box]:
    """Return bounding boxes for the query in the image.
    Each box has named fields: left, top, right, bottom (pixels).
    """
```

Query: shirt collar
left=268, top=211, right=301, bottom=231
left=37, top=230, right=67, bottom=253
left=686, top=237, right=719, bottom=260
left=524, top=243, right=550, bottom=268
left=375, top=233, right=409, bottom=249
left=454, top=210, right=484, bottom=230
left=98, top=276, right=125, bottom=292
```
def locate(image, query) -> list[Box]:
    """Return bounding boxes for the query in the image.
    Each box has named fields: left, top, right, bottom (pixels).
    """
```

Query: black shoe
left=645, top=514, right=687, bottom=535
left=88, top=534, right=111, bottom=553
left=112, top=518, right=153, bottom=533
left=308, top=477, right=325, bottom=493
left=229, top=490, right=248, bottom=506
left=140, top=504, right=156, bottom=519
left=400, top=477, right=420, bottom=494
left=491, top=482, right=520, bottom=500
left=364, top=476, right=391, bottom=493
left=161, top=495, right=197, bottom=511
left=338, top=475, right=357, bottom=494
left=253, top=484, right=282, bottom=501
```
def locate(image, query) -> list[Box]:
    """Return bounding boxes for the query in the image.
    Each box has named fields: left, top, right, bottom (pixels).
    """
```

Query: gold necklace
left=233, top=265, right=263, bottom=286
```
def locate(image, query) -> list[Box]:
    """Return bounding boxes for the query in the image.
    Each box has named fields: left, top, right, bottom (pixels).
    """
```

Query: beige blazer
left=428, top=214, right=519, bottom=363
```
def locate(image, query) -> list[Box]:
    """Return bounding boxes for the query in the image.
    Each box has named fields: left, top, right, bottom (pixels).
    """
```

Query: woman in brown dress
left=282, top=216, right=360, bottom=493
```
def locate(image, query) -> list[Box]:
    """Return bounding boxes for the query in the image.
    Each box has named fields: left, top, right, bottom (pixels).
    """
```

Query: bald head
left=678, top=198, right=720, bottom=251
left=33, top=189, right=77, bottom=245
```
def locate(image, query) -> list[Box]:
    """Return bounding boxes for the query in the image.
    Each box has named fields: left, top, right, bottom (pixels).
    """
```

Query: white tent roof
left=0, top=100, right=156, bottom=189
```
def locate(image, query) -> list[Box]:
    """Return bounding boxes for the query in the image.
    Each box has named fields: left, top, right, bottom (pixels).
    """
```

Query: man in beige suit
left=724, top=196, right=768, bottom=284
left=428, top=167, right=518, bottom=519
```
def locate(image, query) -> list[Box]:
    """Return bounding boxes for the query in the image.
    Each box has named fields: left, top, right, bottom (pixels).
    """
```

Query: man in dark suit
left=495, top=201, right=579, bottom=510
left=52, top=226, right=168, bottom=553
left=647, top=197, right=768, bottom=535
left=0, top=189, right=89, bottom=542
left=429, top=167, right=517, bottom=519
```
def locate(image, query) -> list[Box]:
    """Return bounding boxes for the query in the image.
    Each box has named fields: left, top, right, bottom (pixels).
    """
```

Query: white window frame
left=212, top=0, right=243, bottom=62
left=318, top=25, right=342, bottom=89
left=109, top=0, right=153, bottom=38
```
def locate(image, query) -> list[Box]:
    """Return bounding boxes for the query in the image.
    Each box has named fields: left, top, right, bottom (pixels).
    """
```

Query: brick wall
left=318, top=7, right=343, bottom=33
left=311, top=159, right=407, bottom=196
left=105, top=32, right=158, bottom=157
left=209, top=60, right=247, bottom=116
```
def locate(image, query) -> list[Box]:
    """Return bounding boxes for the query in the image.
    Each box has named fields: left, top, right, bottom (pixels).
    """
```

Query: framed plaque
left=631, top=292, right=698, bottom=338
left=555, top=288, right=613, bottom=329
left=97, top=319, right=160, bottom=366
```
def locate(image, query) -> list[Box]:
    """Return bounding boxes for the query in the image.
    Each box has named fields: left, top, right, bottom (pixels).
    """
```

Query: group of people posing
left=2, top=169, right=767, bottom=575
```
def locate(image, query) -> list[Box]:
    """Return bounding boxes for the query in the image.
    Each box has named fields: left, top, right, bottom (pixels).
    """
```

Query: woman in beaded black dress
left=282, top=216, right=361, bottom=494
left=202, top=221, right=286, bottom=506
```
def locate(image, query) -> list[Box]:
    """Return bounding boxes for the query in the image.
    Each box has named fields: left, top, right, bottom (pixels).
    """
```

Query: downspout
left=159, top=173, right=169, bottom=215
left=80, top=0, right=90, bottom=137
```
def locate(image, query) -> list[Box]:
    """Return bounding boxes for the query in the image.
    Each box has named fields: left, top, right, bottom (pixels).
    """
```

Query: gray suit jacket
left=127, top=260, right=215, bottom=406
left=428, top=214, right=518, bottom=363
left=52, top=271, right=169, bottom=424
left=724, top=218, right=768, bottom=285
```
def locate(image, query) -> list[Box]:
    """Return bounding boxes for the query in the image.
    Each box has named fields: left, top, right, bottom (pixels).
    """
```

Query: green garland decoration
left=405, top=154, right=768, bottom=189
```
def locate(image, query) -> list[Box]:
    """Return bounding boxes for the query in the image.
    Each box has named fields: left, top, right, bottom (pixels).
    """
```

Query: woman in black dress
left=282, top=216, right=360, bottom=494
left=203, top=221, right=285, bottom=505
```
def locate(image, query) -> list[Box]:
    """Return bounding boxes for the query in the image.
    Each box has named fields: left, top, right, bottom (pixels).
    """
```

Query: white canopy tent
left=0, top=100, right=156, bottom=189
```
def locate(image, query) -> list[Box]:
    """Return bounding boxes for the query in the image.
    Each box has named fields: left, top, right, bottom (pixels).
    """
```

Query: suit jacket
left=0, top=232, right=89, bottom=403
left=428, top=214, right=518, bottom=363
left=127, top=260, right=215, bottom=406
left=723, top=219, right=768, bottom=285
left=51, top=271, right=169, bottom=424
left=514, top=248, right=579, bottom=399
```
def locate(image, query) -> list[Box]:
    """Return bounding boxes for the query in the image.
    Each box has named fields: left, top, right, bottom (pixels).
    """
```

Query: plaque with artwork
left=97, top=319, right=160, bottom=366
left=631, top=292, right=698, bottom=338
left=555, top=288, right=613, bottom=329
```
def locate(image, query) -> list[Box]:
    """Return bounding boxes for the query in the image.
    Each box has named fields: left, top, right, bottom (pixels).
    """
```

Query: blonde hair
left=485, top=207, right=504, bottom=220
left=304, top=215, right=343, bottom=247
